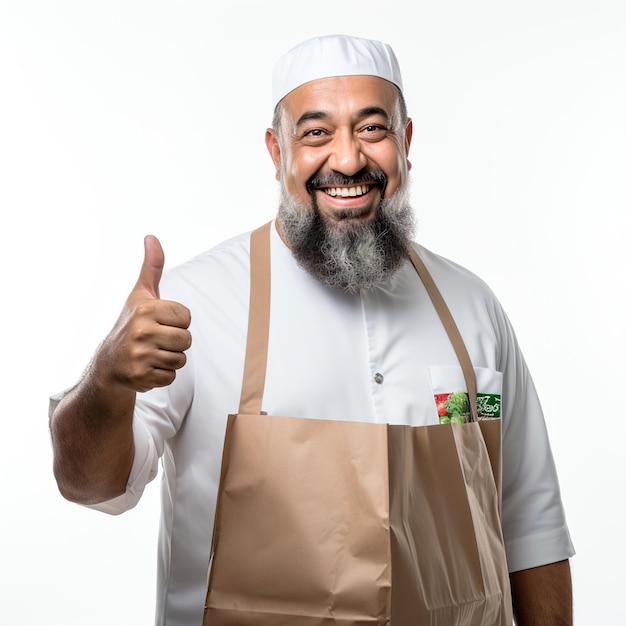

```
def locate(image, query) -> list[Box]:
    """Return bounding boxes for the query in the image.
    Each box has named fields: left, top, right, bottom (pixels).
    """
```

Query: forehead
left=280, top=75, right=399, bottom=124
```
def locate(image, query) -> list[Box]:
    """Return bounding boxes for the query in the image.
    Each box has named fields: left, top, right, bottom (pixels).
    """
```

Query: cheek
left=365, top=138, right=404, bottom=169
left=282, top=150, right=325, bottom=187
left=379, top=141, right=408, bottom=176
left=367, top=148, right=410, bottom=195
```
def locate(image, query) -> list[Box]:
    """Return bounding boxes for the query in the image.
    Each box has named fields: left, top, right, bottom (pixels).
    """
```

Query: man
left=49, top=34, right=575, bottom=625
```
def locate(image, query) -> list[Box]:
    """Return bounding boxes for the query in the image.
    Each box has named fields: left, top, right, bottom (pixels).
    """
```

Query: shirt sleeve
left=495, top=302, right=575, bottom=572
left=84, top=415, right=160, bottom=515
left=48, top=390, right=167, bottom=515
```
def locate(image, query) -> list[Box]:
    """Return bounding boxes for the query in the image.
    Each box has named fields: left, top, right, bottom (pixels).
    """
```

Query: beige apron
left=204, top=222, right=513, bottom=625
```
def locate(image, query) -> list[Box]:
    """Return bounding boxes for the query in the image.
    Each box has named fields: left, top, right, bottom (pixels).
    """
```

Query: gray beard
left=278, top=184, right=416, bottom=293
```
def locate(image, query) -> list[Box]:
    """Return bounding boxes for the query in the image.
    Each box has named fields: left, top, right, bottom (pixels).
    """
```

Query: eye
left=359, top=124, right=388, bottom=141
left=304, top=128, right=327, bottom=137
left=300, top=127, right=332, bottom=145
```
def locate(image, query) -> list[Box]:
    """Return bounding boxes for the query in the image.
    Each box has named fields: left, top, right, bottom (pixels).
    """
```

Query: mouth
left=321, top=184, right=372, bottom=198
left=307, top=170, right=387, bottom=200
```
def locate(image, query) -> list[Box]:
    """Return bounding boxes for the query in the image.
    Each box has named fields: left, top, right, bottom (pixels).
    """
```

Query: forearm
left=50, top=360, right=136, bottom=505
left=510, top=559, right=572, bottom=626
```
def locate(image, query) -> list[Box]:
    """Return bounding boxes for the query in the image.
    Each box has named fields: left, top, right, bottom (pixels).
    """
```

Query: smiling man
left=49, top=35, right=575, bottom=625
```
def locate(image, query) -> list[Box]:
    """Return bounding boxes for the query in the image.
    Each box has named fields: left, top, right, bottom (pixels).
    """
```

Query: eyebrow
left=295, top=106, right=390, bottom=128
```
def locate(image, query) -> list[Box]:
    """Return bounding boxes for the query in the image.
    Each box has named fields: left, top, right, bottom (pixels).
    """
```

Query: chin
left=321, top=206, right=377, bottom=226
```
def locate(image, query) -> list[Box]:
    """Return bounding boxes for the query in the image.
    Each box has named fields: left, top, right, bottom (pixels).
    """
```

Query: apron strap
left=239, top=221, right=478, bottom=422
left=237, top=221, right=272, bottom=415
left=407, top=249, right=478, bottom=422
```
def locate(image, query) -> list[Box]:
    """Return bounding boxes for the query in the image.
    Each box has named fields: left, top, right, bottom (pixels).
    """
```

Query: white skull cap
left=272, top=34, right=403, bottom=109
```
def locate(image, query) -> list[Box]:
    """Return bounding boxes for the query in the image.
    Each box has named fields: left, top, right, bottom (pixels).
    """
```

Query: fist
left=98, top=236, right=192, bottom=393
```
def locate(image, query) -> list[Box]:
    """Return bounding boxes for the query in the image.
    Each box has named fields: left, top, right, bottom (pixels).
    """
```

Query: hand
left=96, top=235, right=192, bottom=393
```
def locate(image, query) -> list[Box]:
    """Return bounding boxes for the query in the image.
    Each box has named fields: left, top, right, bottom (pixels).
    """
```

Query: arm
left=49, top=236, right=191, bottom=505
left=510, top=559, right=572, bottom=626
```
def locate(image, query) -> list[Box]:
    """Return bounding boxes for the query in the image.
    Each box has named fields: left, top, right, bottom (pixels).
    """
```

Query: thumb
left=135, top=235, right=164, bottom=298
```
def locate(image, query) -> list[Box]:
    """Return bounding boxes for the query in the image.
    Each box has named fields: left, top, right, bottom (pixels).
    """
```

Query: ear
left=265, top=128, right=281, bottom=180
left=404, top=118, right=413, bottom=171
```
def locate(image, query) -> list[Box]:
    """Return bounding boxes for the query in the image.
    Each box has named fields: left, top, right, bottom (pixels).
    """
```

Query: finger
left=137, top=351, right=187, bottom=390
left=153, top=300, right=192, bottom=330
left=125, top=318, right=191, bottom=355
left=153, top=348, right=188, bottom=371
left=153, top=327, right=192, bottom=353
left=135, top=368, right=178, bottom=392
left=135, top=235, right=165, bottom=298
left=118, top=348, right=187, bottom=390
left=133, top=299, right=191, bottom=330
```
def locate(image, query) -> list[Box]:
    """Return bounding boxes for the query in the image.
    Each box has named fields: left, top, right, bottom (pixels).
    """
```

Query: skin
left=511, top=559, right=573, bottom=626
left=49, top=73, right=572, bottom=623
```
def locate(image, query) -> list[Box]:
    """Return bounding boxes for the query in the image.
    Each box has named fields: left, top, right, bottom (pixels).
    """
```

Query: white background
left=1, top=1, right=624, bottom=624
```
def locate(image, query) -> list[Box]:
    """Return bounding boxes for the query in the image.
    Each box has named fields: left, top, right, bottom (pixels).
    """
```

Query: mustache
left=306, top=169, right=387, bottom=193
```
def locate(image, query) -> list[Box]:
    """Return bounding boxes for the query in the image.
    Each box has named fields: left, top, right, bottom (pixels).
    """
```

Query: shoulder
left=411, top=242, right=514, bottom=342
left=169, top=229, right=252, bottom=277
left=412, top=243, right=498, bottom=300
left=159, top=229, right=253, bottom=302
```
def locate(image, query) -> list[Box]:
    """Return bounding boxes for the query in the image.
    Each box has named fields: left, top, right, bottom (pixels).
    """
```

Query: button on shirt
left=59, top=221, right=574, bottom=626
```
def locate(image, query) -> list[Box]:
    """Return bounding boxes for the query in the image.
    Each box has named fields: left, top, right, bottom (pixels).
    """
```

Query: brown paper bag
left=203, top=414, right=511, bottom=625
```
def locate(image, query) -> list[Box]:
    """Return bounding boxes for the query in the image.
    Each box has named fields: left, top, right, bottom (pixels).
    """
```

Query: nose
left=327, top=130, right=368, bottom=176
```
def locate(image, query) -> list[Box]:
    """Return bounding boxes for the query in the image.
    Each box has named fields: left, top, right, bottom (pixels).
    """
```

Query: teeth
left=325, top=185, right=369, bottom=197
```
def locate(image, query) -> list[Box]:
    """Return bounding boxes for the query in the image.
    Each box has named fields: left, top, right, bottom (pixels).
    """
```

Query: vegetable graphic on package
left=430, top=366, right=503, bottom=424
left=435, top=390, right=501, bottom=423
left=436, top=391, right=469, bottom=424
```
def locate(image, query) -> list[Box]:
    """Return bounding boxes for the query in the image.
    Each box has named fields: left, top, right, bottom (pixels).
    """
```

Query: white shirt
left=52, top=221, right=574, bottom=626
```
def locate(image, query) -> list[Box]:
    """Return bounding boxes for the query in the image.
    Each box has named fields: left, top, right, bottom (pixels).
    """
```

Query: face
left=265, top=75, right=413, bottom=230
left=265, top=75, right=416, bottom=293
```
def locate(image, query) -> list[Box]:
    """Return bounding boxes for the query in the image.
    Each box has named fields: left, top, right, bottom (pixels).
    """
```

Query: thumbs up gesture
left=96, top=236, right=192, bottom=393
